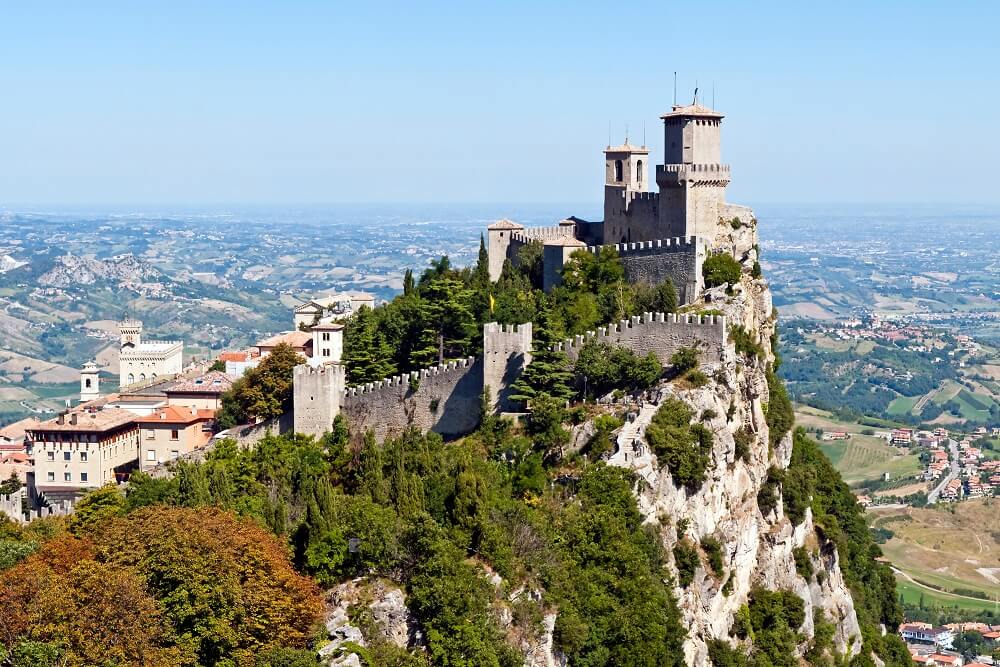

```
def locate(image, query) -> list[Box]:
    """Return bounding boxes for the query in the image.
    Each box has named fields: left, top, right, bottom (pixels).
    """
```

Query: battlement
left=587, top=236, right=701, bottom=256
left=553, top=311, right=729, bottom=364
left=656, top=163, right=731, bottom=187
left=511, top=225, right=573, bottom=244
left=344, top=357, right=478, bottom=398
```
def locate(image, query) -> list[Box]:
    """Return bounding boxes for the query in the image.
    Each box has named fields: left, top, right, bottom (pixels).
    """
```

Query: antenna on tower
left=673, top=72, right=677, bottom=106
left=625, top=123, right=629, bottom=145
left=608, top=121, right=611, bottom=148
left=694, top=81, right=699, bottom=105
left=642, top=121, right=646, bottom=148
left=712, top=81, right=715, bottom=109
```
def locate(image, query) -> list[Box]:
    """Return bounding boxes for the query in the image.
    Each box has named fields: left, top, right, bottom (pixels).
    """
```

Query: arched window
left=85, top=378, right=92, bottom=388
left=128, top=373, right=135, bottom=384
left=139, top=373, right=146, bottom=381
left=614, top=160, right=623, bottom=182
left=636, top=160, right=643, bottom=183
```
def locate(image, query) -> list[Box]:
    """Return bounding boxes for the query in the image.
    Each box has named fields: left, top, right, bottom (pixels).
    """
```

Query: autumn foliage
left=0, top=506, right=322, bottom=666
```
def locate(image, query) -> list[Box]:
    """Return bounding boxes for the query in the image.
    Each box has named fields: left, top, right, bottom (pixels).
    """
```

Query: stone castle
left=293, top=101, right=755, bottom=441
left=117, top=319, right=184, bottom=387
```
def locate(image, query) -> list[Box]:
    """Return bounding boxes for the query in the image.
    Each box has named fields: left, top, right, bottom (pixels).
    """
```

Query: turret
left=79, top=361, right=100, bottom=403
left=486, top=218, right=525, bottom=282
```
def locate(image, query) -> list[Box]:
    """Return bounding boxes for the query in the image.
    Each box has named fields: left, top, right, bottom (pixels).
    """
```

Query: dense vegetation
left=217, top=343, right=304, bottom=429
left=781, top=429, right=911, bottom=666
left=335, top=240, right=678, bottom=387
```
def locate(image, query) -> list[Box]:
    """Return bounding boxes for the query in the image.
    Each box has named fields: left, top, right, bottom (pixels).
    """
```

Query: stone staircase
left=609, top=401, right=660, bottom=486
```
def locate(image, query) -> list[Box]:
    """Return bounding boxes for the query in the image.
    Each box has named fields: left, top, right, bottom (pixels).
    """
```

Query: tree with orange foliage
left=94, top=506, right=323, bottom=666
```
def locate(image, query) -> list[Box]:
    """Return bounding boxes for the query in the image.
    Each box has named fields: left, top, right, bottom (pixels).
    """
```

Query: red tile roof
left=136, top=406, right=215, bottom=425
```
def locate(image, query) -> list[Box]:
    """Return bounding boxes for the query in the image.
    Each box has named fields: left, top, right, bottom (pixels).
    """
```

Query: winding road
left=926, top=438, right=960, bottom=505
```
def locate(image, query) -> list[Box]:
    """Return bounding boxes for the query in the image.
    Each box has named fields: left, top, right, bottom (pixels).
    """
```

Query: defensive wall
left=553, top=311, right=729, bottom=365
left=342, top=357, right=483, bottom=443
left=585, top=236, right=704, bottom=304
left=483, top=322, right=532, bottom=412
left=604, top=189, right=660, bottom=245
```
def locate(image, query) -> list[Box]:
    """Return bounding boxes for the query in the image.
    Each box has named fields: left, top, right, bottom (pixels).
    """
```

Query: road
left=926, top=438, right=960, bottom=505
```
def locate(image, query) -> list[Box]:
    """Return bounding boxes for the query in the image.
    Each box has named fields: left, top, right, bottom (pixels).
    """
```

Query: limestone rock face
left=605, top=215, right=864, bottom=665
left=320, top=579, right=417, bottom=666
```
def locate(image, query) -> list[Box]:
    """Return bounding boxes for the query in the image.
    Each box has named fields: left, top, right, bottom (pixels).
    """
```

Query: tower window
left=614, top=160, right=623, bottom=182
left=636, top=160, right=643, bottom=183
left=85, top=378, right=91, bottom=388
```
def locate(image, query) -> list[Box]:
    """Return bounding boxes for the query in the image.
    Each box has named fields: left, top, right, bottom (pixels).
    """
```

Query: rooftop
left=604, top=142, right=649, bottom=154
left=165, top=370, right=233, bottom=394
left=0, top=417, right=42, bottom=442
left=311, top=322, right=345, bottom=331
left=544, top=236, right=588, bottom=248
left=257, top=331, right=313, bottom=349
left=137, top=405, right=215, bottom=425
left=660, top=103, right=725, bottom=119
left=29, top=408, right=138, bottom=433
left=487, top=218, right=524, bottom=231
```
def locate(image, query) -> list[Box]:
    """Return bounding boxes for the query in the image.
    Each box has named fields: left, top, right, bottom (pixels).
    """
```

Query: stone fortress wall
left=342, top=357, right=483, bottom=443
left=554, top=312, right=729, bottom=365
left=584, top=237, right=704, bottom=304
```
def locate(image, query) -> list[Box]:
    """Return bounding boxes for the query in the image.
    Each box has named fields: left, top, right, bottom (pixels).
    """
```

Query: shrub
left=730, top=326, right=764, bottom=359
left=708, top=639, right=748, bottom=667
left=733, top=427, right=753, bottom=462
left=684, top=370, right=709, bottom=387
left=701, top=536, right=725, bottom=576
left=670, top=346, right=700, bottom=374
left=757, top=466, right=783, bottom=517
left=673, top=540, right=699, bottom=587
left=645, top=399, right=714, bottom=490
left=703, top=253, right=742, bottom=288
left=793, top=546, right=814, bottom=580
left=764, top=369, right=794, bottom=450
left=574, top=341, right=661, bottom=398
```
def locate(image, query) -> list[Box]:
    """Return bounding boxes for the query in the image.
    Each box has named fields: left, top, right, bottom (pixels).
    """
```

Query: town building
left=292, top=291, right=375, bottom=329
left=256, top=330, right=313, bottom=358
left=136, top=405, right=215, bottom=470
left=117, top=318, right=183, bottom=387
left=26, top=407, right=140, bottom=497
left=899, top=622, right=955, bottom=649
left=163, top=370, right=232, bottom=410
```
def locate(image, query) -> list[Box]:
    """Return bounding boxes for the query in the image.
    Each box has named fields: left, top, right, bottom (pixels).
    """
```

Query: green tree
left=702, top=252, right=742, bottom=288
left=509, top=301, right=573, bottom=404
left=69, top=484, right=125, bottom=535
left=645, top=398, right=714, bottom=490
left=344, top=305, right=397, bottom=384
left=218, top=343, right=304, bottom=428
left=413, top=274, right=476, bottom=367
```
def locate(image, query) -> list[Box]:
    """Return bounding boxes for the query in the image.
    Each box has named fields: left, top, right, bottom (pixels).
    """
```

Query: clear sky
left=1, top=1, right=997, bottom=206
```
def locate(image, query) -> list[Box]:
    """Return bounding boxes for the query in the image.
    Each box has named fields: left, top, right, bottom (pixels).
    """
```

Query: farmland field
left=870, top=500, right=1000, bottom=608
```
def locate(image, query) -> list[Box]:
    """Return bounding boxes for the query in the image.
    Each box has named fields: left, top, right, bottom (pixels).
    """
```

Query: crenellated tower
left=656, top=103, right=732, bottom=238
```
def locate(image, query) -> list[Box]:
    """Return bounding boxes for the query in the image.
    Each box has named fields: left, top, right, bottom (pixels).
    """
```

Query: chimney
left=57, top=413, right=65, bottom=425
left=70, top=413, right=78, bottom=426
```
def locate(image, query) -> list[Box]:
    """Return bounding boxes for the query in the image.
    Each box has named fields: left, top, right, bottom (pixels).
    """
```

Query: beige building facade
left=136, top=406, right=214, bottom=470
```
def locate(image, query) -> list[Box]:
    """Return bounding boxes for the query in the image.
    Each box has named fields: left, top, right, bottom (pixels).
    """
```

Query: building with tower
left=485, top=100, right=754, bottom=304
left=117, top=319, right=184, bottom=388
left=79, top=361, right=101, bottom=403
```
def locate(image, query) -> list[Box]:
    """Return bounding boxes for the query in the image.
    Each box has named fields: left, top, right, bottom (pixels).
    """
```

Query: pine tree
left=509, top=298, right=574, bottom=404
left=412, top=274, right=476, bottom=367
left=343, top=305, right=396, bottom=384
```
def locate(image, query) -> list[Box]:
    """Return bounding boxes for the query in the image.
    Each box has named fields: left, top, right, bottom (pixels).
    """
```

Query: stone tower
left=602, top=141, right=651, bottom=244
left=119, top=318, right=142, bottom=349
left=79, top=361, right=100, bottom=403
left=656, top=103, right=732, bottom=238
left=486, top=219, right=525, bottom=282
left=293, top=363, right=346, bottom=438
left=483, top=322, right=532, bottom=413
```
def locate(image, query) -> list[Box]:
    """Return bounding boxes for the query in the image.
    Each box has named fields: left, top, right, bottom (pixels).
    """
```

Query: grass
left=895, top=576, right=1000, bottom=613
left=887, top=395, right=918, bottom=417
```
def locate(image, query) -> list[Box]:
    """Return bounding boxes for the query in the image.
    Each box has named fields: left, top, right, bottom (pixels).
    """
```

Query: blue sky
left=0, top=1, right=997, bottom=206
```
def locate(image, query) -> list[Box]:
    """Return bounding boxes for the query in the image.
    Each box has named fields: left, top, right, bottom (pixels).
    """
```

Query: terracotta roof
left=166, top=371, right=233, bottom=394
left=2, top=452, right=29, bottom=464
left=0, top=417, right=42, bottom=441
left=256, top=331, right=312, bottom=349
left=137, top=405, right=215, bottom=425
left=219, top=350, right=258, bottom=362
left=660, top=103, right=725, bottom=119
left=487, top=218, right=524, bottom=231
left=29, top=408, right=137, bottom=433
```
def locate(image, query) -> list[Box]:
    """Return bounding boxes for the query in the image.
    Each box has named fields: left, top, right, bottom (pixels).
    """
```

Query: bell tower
left=603, top=139, right=650, bottom=244
left=79, top=361, right=100, bottom=403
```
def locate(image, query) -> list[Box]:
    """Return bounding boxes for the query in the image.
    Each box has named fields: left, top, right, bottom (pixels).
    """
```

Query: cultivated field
left=871, top=500, right=1000, bottom=610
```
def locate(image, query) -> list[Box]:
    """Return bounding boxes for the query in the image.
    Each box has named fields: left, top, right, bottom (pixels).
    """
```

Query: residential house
left=136, top=405, right=215, bottom=470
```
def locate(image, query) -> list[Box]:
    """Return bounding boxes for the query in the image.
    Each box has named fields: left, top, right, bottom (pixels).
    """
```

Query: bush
left=645, top=399, right=714, bottom=490
left=673, top=540, right=699, bottom=587
left=764, top=369, right=794, bottom=450
left=793, top=546, right=814, bottom=580
left=730, top=326, right=764, bottom=359
left=708, top=639, right=748, bottom=667
left=670, top=346, right=699, bottom=374
left=701, top=536, right=725, bottom=576
left=703, top=253, right=742, bottom=288
left=574, top=341, right=661, bottom=398
left=757, top=466, right=783, bottom=517
left=683, top=370, right=709, bottom=387
left=733, top=427, right=753, bottom=462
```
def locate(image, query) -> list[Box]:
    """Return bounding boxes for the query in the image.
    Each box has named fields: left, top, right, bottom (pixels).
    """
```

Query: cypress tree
left=509, top=298, right=574, bottom=404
